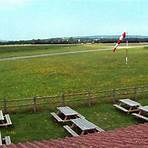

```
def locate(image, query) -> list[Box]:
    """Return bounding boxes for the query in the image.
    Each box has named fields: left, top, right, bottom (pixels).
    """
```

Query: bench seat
left=77, top=114, right=85, bottom=119
left=63, top=125, right=79, bottom=137
left=3, top=136, right=11, bottom=145
left=96, top=127, right=104, bottom=132
left=50, top=112, right=63, bottom=122
left=0, top=110, right=4, bottom=121
left=113, top=104, right=128, bottom=112
left=132, top=113, right=148, bottom=121
left=0, top=132, right=11, bottom=146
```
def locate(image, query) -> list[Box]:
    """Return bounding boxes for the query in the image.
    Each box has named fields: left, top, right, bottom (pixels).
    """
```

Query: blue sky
left=0, top=0, right=148, bottom=40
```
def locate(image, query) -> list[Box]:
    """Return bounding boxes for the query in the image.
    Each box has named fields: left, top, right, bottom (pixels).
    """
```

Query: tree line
left=1, top=36, right=148, bottom=45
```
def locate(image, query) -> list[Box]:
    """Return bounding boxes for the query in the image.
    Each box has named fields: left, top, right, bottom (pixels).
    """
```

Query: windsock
left=113, top=32, right=126, bottom=52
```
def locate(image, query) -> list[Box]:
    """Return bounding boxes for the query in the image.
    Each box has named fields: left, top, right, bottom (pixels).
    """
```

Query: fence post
left=61, top=93, right=65, bottom=106
left=3, top=98, right=7, bottom=113
left=112, top=89, right=116, bottom=103
left=33, top=96, right=37, bottom=112
left=87, top=91, right=91, bottom=106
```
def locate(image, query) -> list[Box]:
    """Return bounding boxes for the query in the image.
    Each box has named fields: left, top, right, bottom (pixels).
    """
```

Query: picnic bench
left=3, top=136, right=11, bottom=145
left=63, top=125, right=79, bottom=137
left=64, top=118, right=104, bottom=136
left=5, top=114, right=12, bottom=126
left=113, top=99, right=141, bottom=113
left=0, top=132, right=11, bottom=146
left=132, top=106, right=148, bottom=121
left=50, top=112, right=63, bottom=122
left=51, top=106, right=85, bottom=123
left=0, top=111, right=4, bottom=121
left=0, top=110, right=12, bottom=127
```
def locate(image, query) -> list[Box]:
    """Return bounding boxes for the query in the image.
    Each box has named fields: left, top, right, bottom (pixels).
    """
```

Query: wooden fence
left=0, top=85, right=148, bottom=113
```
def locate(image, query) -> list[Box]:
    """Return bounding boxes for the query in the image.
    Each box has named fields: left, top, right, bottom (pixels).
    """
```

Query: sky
left=0, top=0, right=148, bottom=40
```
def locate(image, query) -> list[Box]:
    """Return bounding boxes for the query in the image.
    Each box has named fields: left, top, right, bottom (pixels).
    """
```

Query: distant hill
left=0, top=35, right=148, bottom=45
left=74, top=35, right=148, bottom=39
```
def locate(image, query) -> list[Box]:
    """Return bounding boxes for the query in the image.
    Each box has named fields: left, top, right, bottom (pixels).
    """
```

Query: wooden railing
left=0, top=85, right=148, bottom=113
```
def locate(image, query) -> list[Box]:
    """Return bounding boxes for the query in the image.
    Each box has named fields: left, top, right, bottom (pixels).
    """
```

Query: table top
left=0, top=110, right=4, bottom=121
left=120, top=99, right=140, bottom=107
left=139, top=106, right=148, bottom=112
left=57, top=106, right=78, bottom=116
left=71, top=118, right=98, bottom=131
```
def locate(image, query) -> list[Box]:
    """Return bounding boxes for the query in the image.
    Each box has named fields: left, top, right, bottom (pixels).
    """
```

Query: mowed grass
left=1, top=97, right=147, bottom=143
left=0, top=44, right=107, bottom=58
left=0, top=44, right=147, bottom=99
left=0, top=44, right=148, bottom=143
left=1, top=101, right=145, bottom=144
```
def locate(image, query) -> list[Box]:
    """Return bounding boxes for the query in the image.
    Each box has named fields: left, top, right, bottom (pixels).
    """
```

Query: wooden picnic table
left=71, top=118, right=100, bottom=135
left=119, top=99, right=140, bottom=107
left=57, top=106, right=85, bottom=121
left=0, top=110, right=4, bottom=121
left=132, top=106, right=148, bottom=121
left=0, top=111, right=12, bottom=127
left=114, top=99, right=141, bottom=113
left=57, top=106, right=79, bottom=116
left=139, top=106, right=148, bottom=113
left=0, top=132, right=11, bottom=145
left=51, top=106, right=85, bottom=123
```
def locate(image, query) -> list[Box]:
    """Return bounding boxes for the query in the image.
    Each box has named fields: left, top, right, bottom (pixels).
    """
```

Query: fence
left=0, top=85, right=148, bottom=113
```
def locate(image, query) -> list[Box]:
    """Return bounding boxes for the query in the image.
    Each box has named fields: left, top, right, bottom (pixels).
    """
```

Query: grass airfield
left=0, top=43, right=147, bottom=99
left=0, top=43, right=148, bottom=143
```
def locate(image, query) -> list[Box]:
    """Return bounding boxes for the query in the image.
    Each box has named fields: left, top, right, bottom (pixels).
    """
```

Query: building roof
left=2, top=123, right=148, bottom=148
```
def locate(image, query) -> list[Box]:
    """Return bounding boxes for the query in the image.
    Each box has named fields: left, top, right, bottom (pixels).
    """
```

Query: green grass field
left=0, top=44, right=107, bottom=58
left=0, top=44, right=148, bottom=143
left=1, top=97, right=147, bottom=143
left=0, top=44, right=147, bottom=99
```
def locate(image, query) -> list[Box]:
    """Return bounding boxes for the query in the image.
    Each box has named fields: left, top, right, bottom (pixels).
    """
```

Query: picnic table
left=0, top=110, right=4, bottom=121
left=113, top=99, right=141, bottom=113
left=0, top=110, right=4, bottom=125
left=51, top=106, right=85, bottom=122
left=139, top=106, right=148, bottom=114
left=64, top=118, right=104, bottom=136
left=0, top=132, right=11, bottom=145
left=0, top=110, right=12, bottom=127
left=57, top=106, right=79, bottom=116
left=132, top=106, right=148, bottom=121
